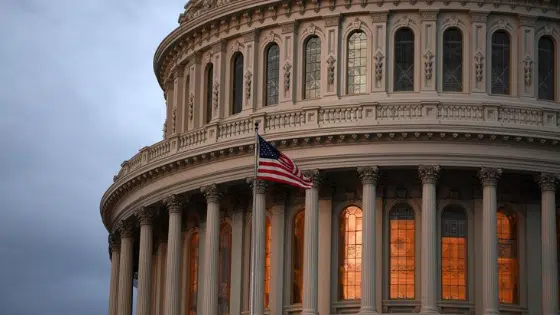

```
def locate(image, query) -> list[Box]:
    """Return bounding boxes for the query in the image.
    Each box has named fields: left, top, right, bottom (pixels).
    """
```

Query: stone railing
left=115, top=102, right=560, bottom=181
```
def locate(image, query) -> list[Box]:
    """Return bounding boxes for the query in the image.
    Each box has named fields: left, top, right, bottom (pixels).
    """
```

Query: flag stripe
left=257, top=173, right=312, bottom=189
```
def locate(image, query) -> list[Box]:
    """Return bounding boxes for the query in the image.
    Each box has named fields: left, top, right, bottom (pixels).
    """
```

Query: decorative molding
left=478, top=167, right=502, bottom=186
left=418, top=165, right=440, bottom=184
left=212, top=80, right=219, bottom=109
left=306, top=23, right=320, bottom=35
left=281, top=22, right=295, bottom=34
left=494, top=18, right=509, bottom=30
left=374, top=49, right=384, bottom=81
left=137, top=207, right=158, bottom=225
left=116, top=219, right=136, bottom=238
left=357, top=166, right=379, bottom=185
left=247, top=177, right=268, bottom=194
left=231, top=40, right=245, bottom=53
left=326, top=55, right=336, bottom=84
left=523, top=54, right=533, bottom=86
left=420, top=10, right=438, bottom=21
left=163, top=194, right=183, bottom=213
left=109, top=233, right=121, bottom=251
left=325, top=16, right=341, bottom=27
left=302, top=169, right=324, bottom=188
left=470, top=12, right=488, bottom=23
left=188, top=93, right=195, bottom=120
left=371, top=12, right=388, bottom=23
left=423, top=50, right=434, bottom=80
left=474, top=50, right=484, bottom=82
left=283, top=62, right=292, bottom=91
left=245, top=70, right=252, bottom=100
left=393, top=15, right=416, bottom=28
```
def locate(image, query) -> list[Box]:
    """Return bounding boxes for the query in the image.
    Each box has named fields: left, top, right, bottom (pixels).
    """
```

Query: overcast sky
left=0, top=0, right=185, bottom=314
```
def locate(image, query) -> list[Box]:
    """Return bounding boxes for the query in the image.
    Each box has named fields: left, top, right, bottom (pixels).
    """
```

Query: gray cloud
left=0, top=0, right=184, bottom=313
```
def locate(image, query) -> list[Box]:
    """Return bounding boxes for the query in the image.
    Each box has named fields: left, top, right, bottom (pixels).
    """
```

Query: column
left=108, top=234, right=121, bottom=315
left=419, top=11, right=438, bottom=92
left=117, top=219, right=135, bottom=315
left=302, top=170, right=322, bottom=315
left=478, top=167, right=502, bottom=315
left=371, top=12, right=388, bottom=93
left=358, top=166, right=380, bottom=315
left=270, top=193, right=287, bottom=315
left=539, top=173, right=559, bottom=315
left=248, top=178, right=268, bottom=315
left=202, top=184, right=221, bottom=315
left=418, top=166, right=440, bottom=314
left=137, top=207, right=157, bottom=315
left=469, top=11, right=488, bottom=93
left=165, top=195, right=184, bottom=315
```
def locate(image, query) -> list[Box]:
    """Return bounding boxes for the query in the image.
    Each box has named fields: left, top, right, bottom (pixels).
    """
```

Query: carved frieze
left=247, top=177, right=268, bottom=194
left=423, top=50, right=434, bottom=80
left=325, top=16, right=340, bottom=27
left=281, top=22, right=295, bottom=34
left=302, top=169, right=324, bottom=188
left=116, top=218, right=136, bottom=238
left=212, top=80, right=219, bottom=109
left=373, top=49, right=384, bottom=81
left=357, top=166, right=379, bottom=185
left=523, top=54, right=533, bottom=86
left=326, top=55, right=336, bottom=84
left=283, top=62, right=292, bottom=91
left=245, top=70, right=252, bottom=100
left=478, top=167, right=502, bottom=186
left=137, top=207, right=158, bottom=225
left=201, top=184, right=221, bottom=203
left=188, top=93, right=194, bottom=120
left=418, top=165, right=440, bottom=184
left=371, top=12, right=388, bottom=23
left=474, top=50, right=484, bottom=82
left=538, top=173, right=558, bottom=192
left=164, top=194, right=183, bottom=213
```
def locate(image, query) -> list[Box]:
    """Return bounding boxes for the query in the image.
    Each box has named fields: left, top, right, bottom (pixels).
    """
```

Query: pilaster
left=190, top=53, right=202, bottom=130
left=173, top=65, right=186, bottom=134
left=478, top=167, right=502, bottom=315
left=243, top=30, right=259, bottom=112
left=279, top=22, right=296, bottom=104
left=323, top=15, right=340, bottom=97
left=418, top=166, right=440, bottom=314
left=538, top=173, right=559, bottom=315
left=212, top=41, right=226, bottom=121
left=518, top=15, right=537, bottom=98
left=164, top=79, right=175, bottom=139
left=420, top=11, right=438, bottom=92
left=371, top=12, right=388, bottom=93
left=470, top=11, right=489, bottom=93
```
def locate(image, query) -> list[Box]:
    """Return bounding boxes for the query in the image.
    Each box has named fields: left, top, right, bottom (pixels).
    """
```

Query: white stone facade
left=101, top=0, right=560, bottom=315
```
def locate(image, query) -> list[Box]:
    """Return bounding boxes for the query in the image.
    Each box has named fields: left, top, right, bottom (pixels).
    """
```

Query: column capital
left=201, top=184, right=221, bottom=203
left=109, top=233, right=121, bottom=251
left=164, top=194, right=183, bottom=214
left=357, top=166, right=379, bottom=185
left=538, top=173, right=559, bottom=192
left=418, top=165, right=440, bottom=185
left=478, top=167, right=502, bottom=187
left=247, top=177, right=268, bottom=194
left=116, top=218, right=136, bottom=238
left=302, top=169, right=324, bottom=188
left=137, top=206, right=158, bottom=225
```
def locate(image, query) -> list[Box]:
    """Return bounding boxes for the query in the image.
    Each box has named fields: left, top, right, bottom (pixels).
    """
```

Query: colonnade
left=107, top=167, right=559, bottom=315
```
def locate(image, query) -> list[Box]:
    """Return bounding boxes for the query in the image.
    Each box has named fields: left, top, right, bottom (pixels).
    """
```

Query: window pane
left=232, top=54, right=244, bottom=115
left=538, top=36, right=555, bottom=100
left=206, top=64, right=213, bottom=123
left=304, top=36, right=321, bottom=99
left=389, top=204, right=415, bottom=299
left=292, top=210, right=305, bottom=303
left=491, top=31, right=511, bottom=95
left=394, top=28, right=415, bottom=92
left=189, top=232, right=200, bottom=315
left=347, top=32, right=367, bottom=95
left=441, top=207, right=467, bottom=300
left=219, top=223, right=232, bottom=315
left=266, top=44, right=280, bottom=106
left=497, top=211, right=518, bottom=304
left=442, top=28, right=463, bottom=92
left=339, top=206, right=363, bottom=300
left=265, top=217, right=272, bottom=308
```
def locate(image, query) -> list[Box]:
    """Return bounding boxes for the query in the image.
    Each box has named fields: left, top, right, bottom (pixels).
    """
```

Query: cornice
left=154, top=0, right=560, bottom=88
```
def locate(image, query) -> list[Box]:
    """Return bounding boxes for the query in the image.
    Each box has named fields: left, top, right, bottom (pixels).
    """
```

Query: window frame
left=205, top=63, right=214, bottom=123
left=441, top=27, right=464, bottom=93
left=537, top=35, right=557, bottom=101
left=231, top=52, right=244, bottom=115
left=302, top=35, right=322, bottom=100
left=439, top=205, right=468, bottom=301
left=345, top=30, right=369, bottom=95
left=264, top=43, right=281, bottom=107
left=391, top=26, right=418, bottom=93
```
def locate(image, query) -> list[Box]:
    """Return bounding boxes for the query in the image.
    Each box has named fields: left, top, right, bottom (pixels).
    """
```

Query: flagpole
left=249, top=121, right=259, bottom=315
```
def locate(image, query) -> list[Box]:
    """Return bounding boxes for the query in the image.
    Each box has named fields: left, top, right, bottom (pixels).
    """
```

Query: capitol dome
left=101, top=1, right=560, bottom=315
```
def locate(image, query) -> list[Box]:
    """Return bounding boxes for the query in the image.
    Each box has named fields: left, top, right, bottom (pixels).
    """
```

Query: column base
left=301, top=309, right=318, bottom=315
left=483, top=309, right=499, bottom=315
left=419, top=307, right=440, bottom=315
left=359, top=307, right=379, bottom=315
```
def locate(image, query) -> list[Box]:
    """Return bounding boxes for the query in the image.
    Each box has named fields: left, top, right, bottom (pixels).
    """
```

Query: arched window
left=188, top=232, right=200, bottom=315
left=441, top=206, right=467, bottom=300
left=206, top=64, right=214, bottom=123
left=442, top=28, right=463, bottom=92
left=347, top=31, right=367, bottom=95
left=219, top=222, right=232, bottom=315
left=304, top=36, right=321, bottom=99
left=232, top=53, right=244, bottom=115
left=389, top=204, right=415, bottom=299
left=292, top=210, right=305, bottom=304
left=339, top=205, right=363, bottom=300
left=265, top=216, right=272, bottom=308
left=265, top=44, right=280, bottom=106
left=497, top=210, right=518, bottom=304
left=394, top=28, right=415, bottom=92
left=538, top=36, right=556, bottom=101
left=491, top=31, right=511, bottom=95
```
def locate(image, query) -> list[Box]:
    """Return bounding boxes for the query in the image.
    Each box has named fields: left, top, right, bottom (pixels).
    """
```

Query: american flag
left=256, top=135, right=312, bottom=189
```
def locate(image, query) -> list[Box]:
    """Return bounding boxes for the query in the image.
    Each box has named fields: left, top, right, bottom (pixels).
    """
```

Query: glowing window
left=219, top=223, right=232, bottom=315
left=441, top=206, right=467, bottom=300
left=389, top=204, right=415, bottom=299
left=188, top=232, right=200, bottom=315
left=339, top=206, right=363, bottom=300
left=497, top=210, right=518, bottom=304
left=292, top=210, right=305, bottom=304
left=347, top=31, right=367, bottom=95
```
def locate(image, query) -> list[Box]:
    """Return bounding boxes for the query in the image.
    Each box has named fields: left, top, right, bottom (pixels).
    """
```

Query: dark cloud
left=0, top=0, right=184, bottom=314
